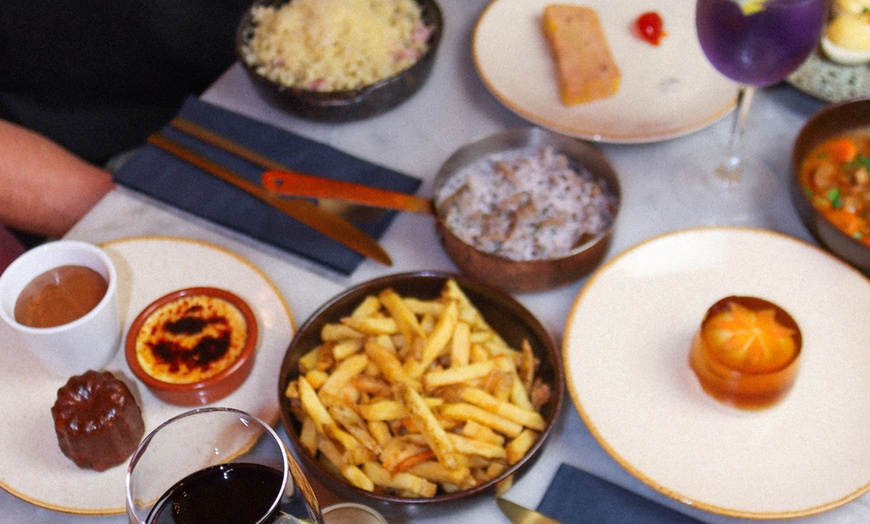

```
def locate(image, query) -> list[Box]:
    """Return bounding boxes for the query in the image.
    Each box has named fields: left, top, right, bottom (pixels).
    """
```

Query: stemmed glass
left=681, top=0, right=827, bottom=222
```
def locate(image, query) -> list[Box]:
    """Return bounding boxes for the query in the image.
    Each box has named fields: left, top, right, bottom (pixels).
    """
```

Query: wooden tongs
left=147, top=118, right=430, bottom=266
left=171, top=117, right=432, bottom=215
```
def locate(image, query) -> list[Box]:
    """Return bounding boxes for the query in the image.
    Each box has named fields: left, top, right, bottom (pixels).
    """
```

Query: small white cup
left=0, top=240, right=120, bottom=376
left=322, top=503, right=387, bottom=524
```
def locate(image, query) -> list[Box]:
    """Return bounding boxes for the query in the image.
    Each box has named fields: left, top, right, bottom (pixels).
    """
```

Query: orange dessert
left=126, top=287, right=258, bottom=406
left=134, top=292, right=250, bottom=385
left=542, top=5, right=621, bottom=105
left=689, top=296, right=801, bottom=410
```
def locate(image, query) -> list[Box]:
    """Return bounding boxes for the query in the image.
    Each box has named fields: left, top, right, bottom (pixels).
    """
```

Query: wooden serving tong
left=147, top=117, right=436, bottom=266
left=171, top=118, right=433, bottom=215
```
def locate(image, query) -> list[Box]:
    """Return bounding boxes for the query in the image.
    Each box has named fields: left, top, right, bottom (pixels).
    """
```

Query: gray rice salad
left=435, top=146, right=615, bottom=261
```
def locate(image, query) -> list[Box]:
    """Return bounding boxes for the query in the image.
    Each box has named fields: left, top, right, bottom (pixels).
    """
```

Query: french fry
left=298, top=346, right=321, bottom=373
left=506, top=428, right=539, bottom=465
left=351, top=294, right=382, bottom=318
left=518, top=339, right=536, bottom=391
left=461, top=420, right=505, bottom=447
left=450, top=320, right=471, bottom=368
left=379, top=288, right=423, bottom=345
left=332, top=338, right=364, bottom=361
left=321, top=323, right=364, bottom=341
left=368, top=420, right=392, bottom=447
left=304, top=369, right=330, bottom=390
left=358, top=399, right=406, bottom=421
left=418, top=300, right=458, bottom=370
left=297, top=375, right=334, bottom=434
left=396, top=382, right=458, bottom=469
left=406, top=461, right=473, bottom=488
left=423, top=360, right=495, bottom=390
left=299, top=415, right=318, bottom=456
left=317, top=437, right=374, bottom=492
left=319, top=353, right=369, bottom=398
left=404, top=297, right=445, bottom=317
left=446, top=433, right=507, bottom=459
left=460, top=387, right=546, bottom=430
left=363, top=461, right=438, bottom=498
left=440, top=402, right=523, bottom=438
left=329, top=402, right=381, bottom=454
left=341, top=315, right=397, bottom=336
left=365, top=340, right=419, bottom=390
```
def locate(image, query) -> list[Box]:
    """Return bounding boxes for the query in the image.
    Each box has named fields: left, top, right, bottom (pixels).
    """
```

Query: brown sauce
left=14, top=265, right=108, bottom=328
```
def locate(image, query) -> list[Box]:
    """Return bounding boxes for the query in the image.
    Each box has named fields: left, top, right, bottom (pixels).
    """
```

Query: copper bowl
left=791, top=97, right=870, bottom=273
left=236, top=0, right=443, bottom=122
left=125, top=287, right=258, bottom=406
left=433, top=127, right=621, bottom=293
left=277, top=271, right=564, bottom=519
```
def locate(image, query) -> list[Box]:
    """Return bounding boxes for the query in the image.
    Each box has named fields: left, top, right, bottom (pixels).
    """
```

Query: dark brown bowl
left=791, top=97, right=870, bottom=273
left=433, top=127, right=621, bottom=293
left=277, top=271, right=564, bottom=519
left=125, top=287, right=258, bottom=406
left=236, top=0, right=443, bottom=122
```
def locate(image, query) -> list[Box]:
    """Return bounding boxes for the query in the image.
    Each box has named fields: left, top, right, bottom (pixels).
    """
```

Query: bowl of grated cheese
left=433, top=127, right=621, bottom=293
left=236, top=0, right=442, bottom=121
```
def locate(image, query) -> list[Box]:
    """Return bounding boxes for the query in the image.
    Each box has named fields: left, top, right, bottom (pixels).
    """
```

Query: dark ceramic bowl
left=125, top=287, right=258, bottom=406
left=277, top=271, right=563, bottom=519
left=433, top=127, right=621, bottom=293
left=236, top=0, right=443, bottom=122
left=791, top=97, right=870, bottom=273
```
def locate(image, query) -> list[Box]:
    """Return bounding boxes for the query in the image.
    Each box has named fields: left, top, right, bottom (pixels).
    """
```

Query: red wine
left=147, top=462, right=283, bottom=524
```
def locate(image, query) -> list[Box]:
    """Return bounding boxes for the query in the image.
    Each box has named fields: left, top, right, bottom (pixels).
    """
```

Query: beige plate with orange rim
left=0, top=236, right=293, bottom=515
left=563, top=227, right=870, bottom=519
left=473, top=0, right=738, bottom=143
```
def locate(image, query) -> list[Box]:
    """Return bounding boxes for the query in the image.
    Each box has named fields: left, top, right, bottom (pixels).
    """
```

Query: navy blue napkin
left=114, top=96, right=422, bottom=275
left=536, top=464, right=703, bottom=523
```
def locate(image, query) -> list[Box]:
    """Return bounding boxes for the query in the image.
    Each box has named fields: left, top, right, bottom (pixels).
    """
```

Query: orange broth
left=799, top=129, right=870, bottom=244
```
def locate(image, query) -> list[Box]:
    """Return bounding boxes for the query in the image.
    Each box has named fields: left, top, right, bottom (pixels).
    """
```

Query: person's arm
left=0, top=119, right=115, bottom=238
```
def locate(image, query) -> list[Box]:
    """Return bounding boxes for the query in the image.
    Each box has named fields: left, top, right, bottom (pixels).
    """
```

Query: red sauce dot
left=636, top=11, right=665, bottom=46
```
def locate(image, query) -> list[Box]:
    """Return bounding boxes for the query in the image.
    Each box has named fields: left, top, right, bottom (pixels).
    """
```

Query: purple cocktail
left=697, top=0, right=828, bottom=86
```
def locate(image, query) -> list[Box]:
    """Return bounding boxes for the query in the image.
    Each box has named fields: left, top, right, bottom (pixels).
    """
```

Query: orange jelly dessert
left=689, top=296, right=802, bottom=410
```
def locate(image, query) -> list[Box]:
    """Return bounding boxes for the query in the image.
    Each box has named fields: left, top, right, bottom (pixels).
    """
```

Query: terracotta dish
left=125, top=287, right=258, bottom=406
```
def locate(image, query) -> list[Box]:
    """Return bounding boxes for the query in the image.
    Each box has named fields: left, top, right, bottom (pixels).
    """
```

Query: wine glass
left=126, top=407, right=323, bottom=524
left=680, top=0, right=827, bottom=223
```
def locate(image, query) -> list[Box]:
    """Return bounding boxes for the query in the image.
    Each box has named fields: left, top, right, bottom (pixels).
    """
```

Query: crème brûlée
left=689, top=296, right=802, bottom=410
left=134, top=294, right=250, bottom=384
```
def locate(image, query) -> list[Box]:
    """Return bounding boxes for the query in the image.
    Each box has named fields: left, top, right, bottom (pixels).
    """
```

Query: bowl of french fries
left=278, top=271, right=563, bottom=517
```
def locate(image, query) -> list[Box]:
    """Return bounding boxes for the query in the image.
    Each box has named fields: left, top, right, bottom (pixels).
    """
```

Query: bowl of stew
left=792, top=97, right=870, bottom=273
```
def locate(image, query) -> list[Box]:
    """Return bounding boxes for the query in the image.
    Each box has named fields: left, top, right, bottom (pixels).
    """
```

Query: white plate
left=563, top=228, right=870, bottom=518
left=0, top=237, right=294, bottom=515
left=473, top=0, right=738, bottom=143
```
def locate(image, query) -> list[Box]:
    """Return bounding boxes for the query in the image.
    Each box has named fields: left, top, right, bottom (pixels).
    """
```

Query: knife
left=170, top=117, right=432, bottom=214
left=147, top=132, right=392, bottom=266
left=261, top=170, right=433, bottom=214
left=497, top=497, right=562, bottom=524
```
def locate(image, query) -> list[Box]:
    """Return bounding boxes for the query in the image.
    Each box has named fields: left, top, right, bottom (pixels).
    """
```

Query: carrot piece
left=822, top=138, right=859, bottom=163
left=824, top=208, right=863, bottom=237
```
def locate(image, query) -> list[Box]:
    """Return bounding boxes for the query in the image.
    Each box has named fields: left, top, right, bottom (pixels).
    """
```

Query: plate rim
left=562, top=226, right=870, bottom=519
